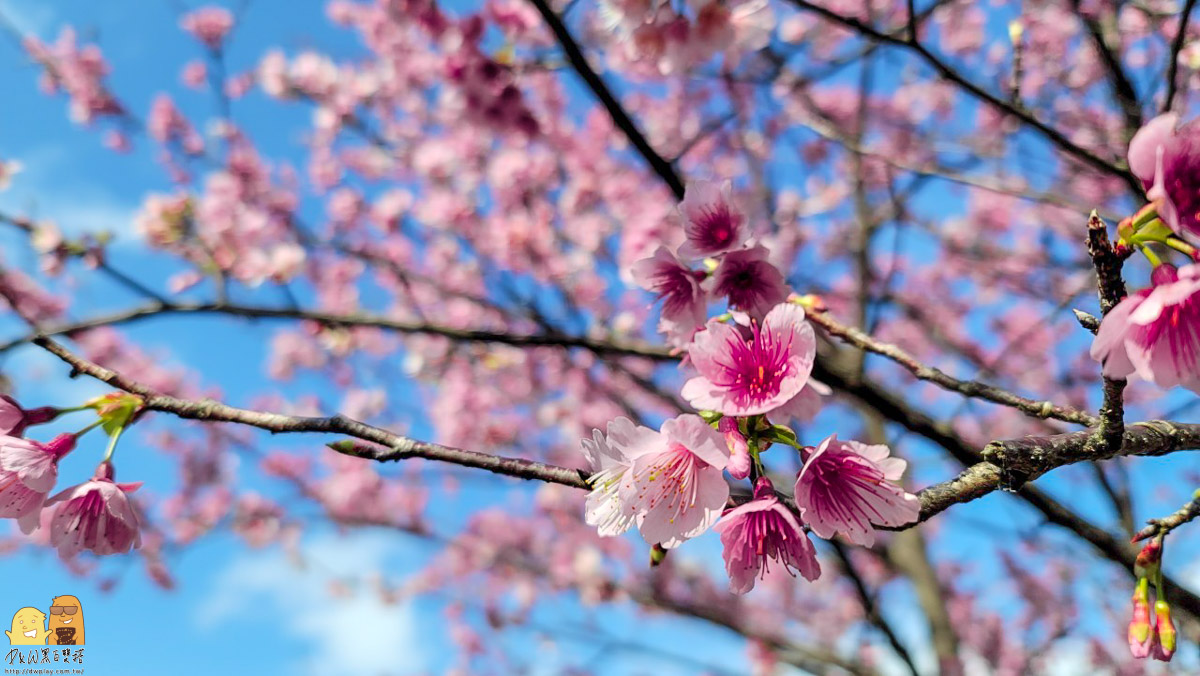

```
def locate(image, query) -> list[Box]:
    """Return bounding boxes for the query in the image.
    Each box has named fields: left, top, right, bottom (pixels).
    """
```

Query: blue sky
left=1, top=1, right=1199, bottom=675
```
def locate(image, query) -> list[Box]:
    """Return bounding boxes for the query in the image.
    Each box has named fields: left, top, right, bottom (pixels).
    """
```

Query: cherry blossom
left=793, top=434, right=919, bottom=546
left=714, top=477, right=820, bottom=594
left=682, top=303, right=816, bottom=416
left=45, top=462, right=143, bottom=557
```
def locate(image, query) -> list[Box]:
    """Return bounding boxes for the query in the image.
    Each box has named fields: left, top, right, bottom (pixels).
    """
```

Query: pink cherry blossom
left=582, top=414, right=729, bottom=547
left=677, top=180, right=748, bottom=259
left=45, top=461, right=143, bottom=557
left=711, top=245, right=789, bottom=317
left=180, top=7, right=235, bottom=49
left=0, top=396, right=58, bottom=437
left=713, top=477, right=820, bottom=594
left=1090, top=264, right=1200, bottom=391
left=682, top=303, right=816, bottom=416
left=718, top=417, right=751, bottom=479
left=1127, top=113, right=1200, bottom=238
left=624, top=414, right=729, bottom=547
left=794, top=434, right=919, bottom=546
left=0, top=433, right=75, bottom=534
left=631, top=246, right=708, bottom=347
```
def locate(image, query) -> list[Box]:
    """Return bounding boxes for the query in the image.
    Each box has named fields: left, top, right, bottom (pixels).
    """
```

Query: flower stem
left=102, top=424, right=125, bottom=463
left=74, top=419, right=104, bottom=437
left=1140, top=244, right=1164, bottom=268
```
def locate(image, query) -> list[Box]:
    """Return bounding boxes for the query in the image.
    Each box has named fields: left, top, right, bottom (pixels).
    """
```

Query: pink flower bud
left=1153, top=600, right=1176, bottom=662
left=719, top=418, right=752, bottom=479
left=1128, top=579, right=1154, bottom=659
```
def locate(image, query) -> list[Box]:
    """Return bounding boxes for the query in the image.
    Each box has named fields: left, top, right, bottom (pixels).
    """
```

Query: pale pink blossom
left=625, top=414, right=729, bottom=547
left=794, top=434, right=919, bottom=546
left=45, top=462, right=142, bottom=557
left=180, top=7, right=234, bottom=49
left=581, top=417, right=656, bottom=537
left=582, top=415, right=729, bottom=547
left=0, top=433, right=75, bottom=534
left=0, top=159, right=22, bottom=191
left=713, top=477, right=820, bottom=594
left=682, top=303, right=816, bottom=416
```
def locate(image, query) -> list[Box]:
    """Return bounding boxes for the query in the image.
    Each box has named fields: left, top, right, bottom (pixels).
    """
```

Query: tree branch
left=782, top=0, right=1141, bottom=193
left=805, top=306, right=1097, bottom=426
left=525, top=0, right=685, bottom=199
left=1165, top=0, right=1199, bottom=113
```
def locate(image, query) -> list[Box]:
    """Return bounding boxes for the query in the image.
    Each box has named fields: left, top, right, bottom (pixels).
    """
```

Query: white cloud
left=197, top=533, right=430, bottom=676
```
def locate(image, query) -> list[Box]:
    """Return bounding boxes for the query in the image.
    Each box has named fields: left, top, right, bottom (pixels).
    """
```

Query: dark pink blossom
left=0, top=433, right=75, bottom=534
left=793, top=434, right=918, bottom=546
left=1127, top=113, right=1200, bottom=238
left=45, top=462, right=142, bottom=557
left=711, top=245, right=788, bottom=317
left=713, top=477, right=820, bottom=594
left=677, top=180, right=748, bottom=259
left=682, top=303, right=815, bottom=416
left=631, top=246, right=708, bottom=347
left=1090, top=264, right=1200, bottom=392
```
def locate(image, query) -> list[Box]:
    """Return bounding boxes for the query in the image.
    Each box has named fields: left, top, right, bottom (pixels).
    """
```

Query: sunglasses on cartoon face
left=49, top=606, right=78, bottom=616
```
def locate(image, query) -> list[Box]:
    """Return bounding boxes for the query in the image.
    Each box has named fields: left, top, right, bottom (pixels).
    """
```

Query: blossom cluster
left=583, top=180, right=919, bottom=593
left=0, top=395, right=143, bottom=558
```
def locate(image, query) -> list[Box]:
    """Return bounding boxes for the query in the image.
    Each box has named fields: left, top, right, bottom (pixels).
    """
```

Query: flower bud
left=1134, top=538, right=1162, bottom=578
left=1128, top=578, right=1154, bottom=659
left=719, top=417, right=752, bottom=480
left=1153, top=600, right=1176, bottom=662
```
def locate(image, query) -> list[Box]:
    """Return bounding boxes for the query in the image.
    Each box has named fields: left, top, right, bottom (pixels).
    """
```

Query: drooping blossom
left=0, top=433, right=76, bottom=534
left=1127, top=113, right=1200, bottom=238
left=180, top=7, right=235, bottom=49
left=0, top=396, right=58, bottom=437
left=631, top=246, right=707, bottom=347
left=711, top=245, right=789, bottom=317
left=677, top=180, right=748, bottom=259
left=581, top=415, right=729, bottom=548
left=1090, top=264, right=1200, bottom=392
left=713, top=476, right=820, bottom=594
left=793, top=434, right=919, bottom=546
left=682, top=303, right=816, bottom=416
left=45, top=461, right=142, bottom=557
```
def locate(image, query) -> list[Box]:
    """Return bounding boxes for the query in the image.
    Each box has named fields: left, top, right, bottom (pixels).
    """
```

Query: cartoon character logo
left=5, top=607, right=48, bottom=645
left=47, top=595, right=84, bottom=645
